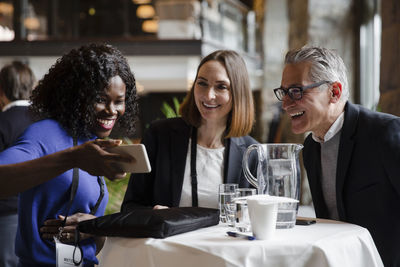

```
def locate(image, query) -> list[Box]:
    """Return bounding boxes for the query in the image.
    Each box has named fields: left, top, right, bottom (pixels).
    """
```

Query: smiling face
left=281, top=62, right=333, bottom=138
left=194, top=60, right=232, bottom=126
left=92, top=75, right=126, bottom=138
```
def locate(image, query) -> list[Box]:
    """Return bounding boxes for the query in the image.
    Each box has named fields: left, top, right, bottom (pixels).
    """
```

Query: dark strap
left=73, top=227, right=83, bottom=266
left=62, top=138, right=79, bottom=228
left=62, top=138, right=105, bottom=227
left=90, top=176, right=105, bottom=215
left=222, top=138, right=230, bottom=183
left=61, top=138, right=105, bottom=266
left=190, top=127, right=198, bottom=207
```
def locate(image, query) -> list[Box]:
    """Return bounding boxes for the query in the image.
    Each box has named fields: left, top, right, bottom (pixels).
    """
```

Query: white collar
left=312, top=112, right=344, bottom=143
left=2, top=100, right=30, bottom=112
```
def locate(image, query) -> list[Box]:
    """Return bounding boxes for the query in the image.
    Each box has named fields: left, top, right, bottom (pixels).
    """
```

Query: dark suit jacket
left=303, top=102, right=400, bottom=267
left=0, top=105, right=34, bottom=214
left=0, top=106, right=33, bottom=151
left=122, top=117, right=258, bottom=211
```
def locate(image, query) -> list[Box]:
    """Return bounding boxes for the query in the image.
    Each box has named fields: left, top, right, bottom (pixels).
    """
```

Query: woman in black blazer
left=122, top=50, right=258, bottom=211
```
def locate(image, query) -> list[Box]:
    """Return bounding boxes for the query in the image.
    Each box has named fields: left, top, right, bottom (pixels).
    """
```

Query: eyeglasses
left=273, top=81, right=331, bottom=101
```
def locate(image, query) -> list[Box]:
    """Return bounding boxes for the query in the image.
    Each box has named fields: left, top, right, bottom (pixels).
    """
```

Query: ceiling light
left=0, top=3, right=13, bottom=15
left=132, top=0, right=152, bottom=4
left=88, top=7, right=96, bottom=16
left=24, top=17, right=40, bottom=30
left=136, top=5, right=155, bottom=19
left=142, top=20, right=158, bottom=33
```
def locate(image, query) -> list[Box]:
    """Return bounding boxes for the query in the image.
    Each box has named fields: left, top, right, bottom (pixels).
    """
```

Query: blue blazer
left=122, top=117, right=258, bottom=211
left=303, top=102, right=400, bottom=267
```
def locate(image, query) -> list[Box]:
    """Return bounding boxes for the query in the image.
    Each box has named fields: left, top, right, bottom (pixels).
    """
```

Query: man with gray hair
left=274, top=46, right=400, bottom=267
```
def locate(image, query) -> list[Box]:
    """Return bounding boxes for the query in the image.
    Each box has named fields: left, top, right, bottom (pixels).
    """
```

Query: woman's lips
left=202, top=102, right=219, bottom=108
left=97, top=118, right=116, bottom=130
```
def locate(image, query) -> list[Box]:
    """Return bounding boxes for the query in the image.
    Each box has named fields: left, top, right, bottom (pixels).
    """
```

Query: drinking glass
left=218, top=184, right=238, bottom=226
left=236, top=188, right=257, bottom=197
left=235, top=188, right=256, bottom=232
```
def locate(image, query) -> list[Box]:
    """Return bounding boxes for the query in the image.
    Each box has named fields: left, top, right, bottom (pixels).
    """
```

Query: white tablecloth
left=97, top=219, right=383, bottom=267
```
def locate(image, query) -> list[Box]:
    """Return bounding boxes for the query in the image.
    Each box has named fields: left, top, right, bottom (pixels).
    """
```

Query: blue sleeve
left=0, top=125, right=42, bottom=165
left=0, top=120, right=70, bottom=165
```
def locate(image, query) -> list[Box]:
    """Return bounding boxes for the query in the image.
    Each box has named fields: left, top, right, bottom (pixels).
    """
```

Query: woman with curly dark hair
left=0, top=43, right=138, bottom=266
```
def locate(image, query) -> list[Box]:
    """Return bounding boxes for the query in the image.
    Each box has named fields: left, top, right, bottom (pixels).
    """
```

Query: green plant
left=160, top=97, right=181, bottom=118
left=104, top=174, right=130, bottom=215
left=103, top=137, right=133, bottom=215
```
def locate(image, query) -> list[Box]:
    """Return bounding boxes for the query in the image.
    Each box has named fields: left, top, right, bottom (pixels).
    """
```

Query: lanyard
left=59, top=138, right=105, bottom=265
left=190, top=128, right=230, bottom=207
left=190, top=128, right=198, bottom=207
left=62, top=138, right=105, bottom=228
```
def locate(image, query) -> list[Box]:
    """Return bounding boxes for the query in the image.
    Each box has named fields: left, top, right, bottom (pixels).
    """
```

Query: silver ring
left=66, top=232, right=70, bottom=239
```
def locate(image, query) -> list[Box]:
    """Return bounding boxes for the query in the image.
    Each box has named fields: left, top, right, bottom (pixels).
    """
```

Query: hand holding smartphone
left=106, top=144, right=151, bottom=173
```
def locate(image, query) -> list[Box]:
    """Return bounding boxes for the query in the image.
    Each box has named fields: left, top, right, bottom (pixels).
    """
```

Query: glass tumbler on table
left=218, top=183, right=238, bottom=226
left=235, top=188, right=256, bottom=232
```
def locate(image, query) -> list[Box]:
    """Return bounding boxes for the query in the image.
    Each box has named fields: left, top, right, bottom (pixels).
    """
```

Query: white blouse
left=179, top=139, right=225, bottom=209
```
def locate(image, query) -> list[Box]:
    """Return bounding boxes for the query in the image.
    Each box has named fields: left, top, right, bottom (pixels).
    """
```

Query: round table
left=97, top=218, right=383, bottom=267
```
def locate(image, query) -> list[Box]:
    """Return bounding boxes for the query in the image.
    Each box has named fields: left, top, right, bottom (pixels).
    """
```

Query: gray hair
left=284, top=46, right=349, bottom=101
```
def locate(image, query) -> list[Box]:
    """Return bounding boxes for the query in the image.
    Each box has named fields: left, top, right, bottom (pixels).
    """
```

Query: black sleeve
left=380, top=118, right=400, bottom=198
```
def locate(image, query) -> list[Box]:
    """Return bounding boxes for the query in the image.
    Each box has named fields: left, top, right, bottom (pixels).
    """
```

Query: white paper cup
left=246, top=195, right=299, bottom=240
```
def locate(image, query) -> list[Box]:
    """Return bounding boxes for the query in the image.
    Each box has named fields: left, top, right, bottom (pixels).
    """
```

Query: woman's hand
left=72, top=139, right=135, bottom=181
left=41, top=212, right=106, bottom=254
left=40, top=213, right=97, bottom=244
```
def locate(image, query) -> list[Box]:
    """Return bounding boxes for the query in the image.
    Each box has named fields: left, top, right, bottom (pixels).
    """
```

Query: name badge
left=54, top=237, right=83, bottom=267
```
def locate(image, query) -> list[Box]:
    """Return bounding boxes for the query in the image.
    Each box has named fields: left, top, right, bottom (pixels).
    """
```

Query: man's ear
left=330, top=82, right=342, bottom=103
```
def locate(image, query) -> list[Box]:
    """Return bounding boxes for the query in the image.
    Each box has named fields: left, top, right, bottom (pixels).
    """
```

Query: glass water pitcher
left=242, top=143, right=303, bottom=229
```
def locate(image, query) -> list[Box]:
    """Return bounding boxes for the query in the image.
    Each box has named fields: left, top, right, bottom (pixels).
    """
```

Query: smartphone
left=296, top=219, right=316, bottom=226
left=106, top=144, right=151, bottom=173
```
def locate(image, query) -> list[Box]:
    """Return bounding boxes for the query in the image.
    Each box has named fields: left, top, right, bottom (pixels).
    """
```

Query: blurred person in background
left=0, top=43, right=138, bottom=267
left=0, top=61, right=35, bottom=267
left=122, top=50, right=258, bottom=211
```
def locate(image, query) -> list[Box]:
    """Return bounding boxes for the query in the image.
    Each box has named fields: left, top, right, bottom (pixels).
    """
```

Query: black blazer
left=122, top=118, right=258, bottom=211
left=303, top=102, right=400, bottom=267
left=0, top=105, right=34, bottom=214
left=0, top=106, right=33, bottom=151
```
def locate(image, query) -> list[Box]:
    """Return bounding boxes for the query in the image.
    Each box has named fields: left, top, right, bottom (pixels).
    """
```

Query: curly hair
left=30, top=43, right=138, bottom=139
